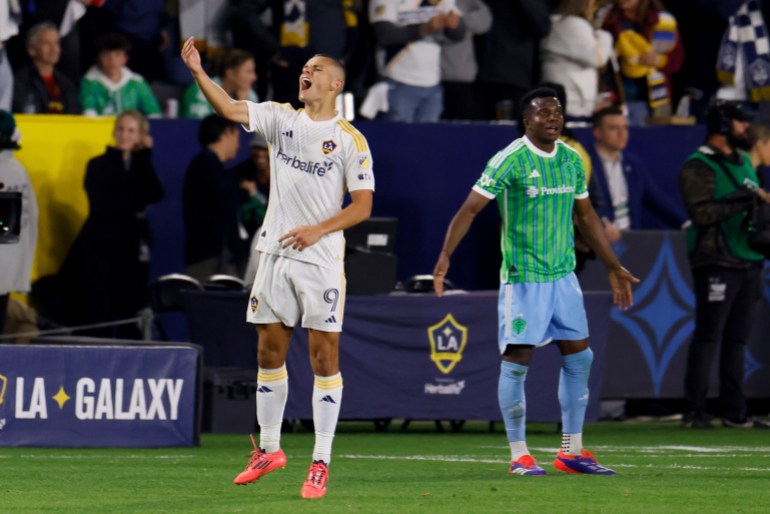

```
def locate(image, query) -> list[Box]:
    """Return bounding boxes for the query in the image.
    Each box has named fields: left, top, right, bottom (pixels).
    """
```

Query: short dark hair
left=519, top=87, right=560, bottom=119
left=592, top=105, right=624, bottom=127
left=94, top=32, right=131, bottom=55
left=313, top=54, right=346, bottom=81
left=198, top=114, right=238, bottom=146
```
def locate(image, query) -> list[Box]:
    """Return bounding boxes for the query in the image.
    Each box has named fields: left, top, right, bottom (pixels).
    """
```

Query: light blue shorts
left=497, top=272, right=589, bottom=352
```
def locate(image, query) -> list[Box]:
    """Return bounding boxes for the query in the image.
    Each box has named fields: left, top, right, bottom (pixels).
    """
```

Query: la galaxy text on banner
left=0, top=344, right=200, bottom=447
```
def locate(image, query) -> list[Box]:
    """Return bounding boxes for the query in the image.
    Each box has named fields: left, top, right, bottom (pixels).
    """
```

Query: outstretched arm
left=180, top=37, right=249, bottom=125
left=433, top=190, right=491, bottom=296
left=573, top=197, right=640, bottom=309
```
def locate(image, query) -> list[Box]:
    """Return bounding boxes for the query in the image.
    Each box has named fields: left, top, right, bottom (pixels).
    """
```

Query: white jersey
left=369, top=0, right=458, bottom=87
left=243, top=101, right=375, bottom=271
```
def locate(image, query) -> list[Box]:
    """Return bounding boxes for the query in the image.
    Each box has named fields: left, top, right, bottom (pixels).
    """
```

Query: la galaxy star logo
left=427, top=314, right=468, bottom=374
left=250, top=296, right=259, bottom=313
left=322, top=139, right=337, bottom=155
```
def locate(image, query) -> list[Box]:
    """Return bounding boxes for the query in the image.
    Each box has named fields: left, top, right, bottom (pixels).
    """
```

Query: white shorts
left=246, top=253, right=346, bottom=332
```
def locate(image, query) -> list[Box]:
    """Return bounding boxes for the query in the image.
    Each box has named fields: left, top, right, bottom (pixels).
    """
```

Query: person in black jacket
left=183, top=114, right=242, bottom=281
left=11, top=22, right=81, bottom=115
left=59, top=109, right=164, bottom=336
left=679, top=100, right=770, bottom=429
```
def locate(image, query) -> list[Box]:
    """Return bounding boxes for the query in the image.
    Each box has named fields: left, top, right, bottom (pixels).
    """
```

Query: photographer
left=678, top=100, right=770, bottom=429
left=0, top=110, right=38, bottom=335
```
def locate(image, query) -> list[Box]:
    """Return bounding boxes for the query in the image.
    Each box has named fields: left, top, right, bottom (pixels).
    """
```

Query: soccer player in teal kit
left=433, top=87, right=639, bottom=475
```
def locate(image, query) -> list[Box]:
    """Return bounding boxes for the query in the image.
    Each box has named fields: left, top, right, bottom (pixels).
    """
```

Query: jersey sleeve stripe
left=337, top=120, right=368, bottom=152
left=489, top=140, right=525, bottom=168
left=575, top=191, right=589, bottom=199
left=472, top=184, right=497, bottom=199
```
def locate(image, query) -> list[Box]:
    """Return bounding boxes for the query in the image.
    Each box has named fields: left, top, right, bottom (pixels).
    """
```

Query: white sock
left=257, top=365, right=288, bottom=453
left=312, top=373, right=343, bottom=465
left=509, top=441, right=530, bottom=461
left=561, top=433, right=583, bottom=455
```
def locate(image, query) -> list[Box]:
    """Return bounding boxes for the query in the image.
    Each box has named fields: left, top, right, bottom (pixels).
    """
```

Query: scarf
left=717, top=0, right=770, bottom=102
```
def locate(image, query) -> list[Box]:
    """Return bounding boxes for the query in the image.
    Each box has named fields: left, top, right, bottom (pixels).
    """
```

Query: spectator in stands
left=223, top=0, right=283, bottom=102
left=715, top=1, right=770, bottom=117
left=588, top=105, right=686, bottom=230
left=79, top=32, right=161, bottom=117
left=369, top=0, right=466, bottom=122
left=477, top=0, right=552, bottom=121
left=235, top=133, right=271, bottom=285
left=0, top=110, right=38, bottom=335
left=183, top=114, right=243, bottom=282
left=746, top=123, right=770, bottom=172
left=232, top=132, right=270, bottom=244
left=6, top=0, right=96, bottom=86
left=600, top=0, right=685, bottom=125
left=679, top=100, right=770, bottom=429
left=0, top=0, right=20, bottom=110
left=60, top=110, right=163, bottom=338
left=540, top=0, right=614, bottom=121
left=101, top=0, right=168, bottom=82
left=181, top=48, right=258, bottom=119
left=440, top=0, right=491, bottom=120
left=11, top=22, right=80, bottom=114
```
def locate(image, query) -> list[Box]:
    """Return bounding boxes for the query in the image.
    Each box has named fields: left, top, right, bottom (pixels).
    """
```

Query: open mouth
left=300, top=77, right=312, bottom=91
left=545, top=125, right=559, bottom=135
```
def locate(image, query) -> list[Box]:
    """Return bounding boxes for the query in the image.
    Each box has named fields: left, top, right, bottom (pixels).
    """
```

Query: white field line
left=476, top=445, right=770, bottom=454
left=337, top=453, right=770, bottom=472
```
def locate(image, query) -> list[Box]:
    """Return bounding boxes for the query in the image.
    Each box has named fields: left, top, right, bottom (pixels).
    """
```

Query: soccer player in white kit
left=181, top=38, right=375, bottom=499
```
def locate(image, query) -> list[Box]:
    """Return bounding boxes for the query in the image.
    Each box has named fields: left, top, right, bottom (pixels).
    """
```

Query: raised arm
left=433, top=190, right=491, bottom=296
left=573, top=197, right=640, bottom=309
left=180, top=37, right=249, bottom=125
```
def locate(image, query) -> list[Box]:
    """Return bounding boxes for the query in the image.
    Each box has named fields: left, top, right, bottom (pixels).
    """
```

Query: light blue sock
left=498, top=360, right=528, bottom=443
left=558, top=348, right=594, bottom=434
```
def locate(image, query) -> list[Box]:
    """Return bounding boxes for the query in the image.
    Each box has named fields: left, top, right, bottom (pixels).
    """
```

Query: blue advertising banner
left=185, top=291, right=613, bottom=422
left=0, top=344, right=200, bottom=447
left=580, top=231, right=770, bottom=398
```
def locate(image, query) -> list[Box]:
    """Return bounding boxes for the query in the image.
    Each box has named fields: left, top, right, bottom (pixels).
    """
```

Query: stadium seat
left=147, top=274, right=204, bottom=340
left=203, top=274, right=247, bottom=291
left=403, top=274, right=454, bottom=294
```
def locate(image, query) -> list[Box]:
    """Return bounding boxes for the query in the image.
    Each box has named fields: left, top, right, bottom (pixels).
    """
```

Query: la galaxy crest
left=427, top=314, right=468, bottom=374
left=322, top=139, right=337, bottom=155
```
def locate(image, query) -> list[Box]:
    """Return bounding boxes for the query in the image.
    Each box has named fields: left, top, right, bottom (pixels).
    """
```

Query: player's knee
left=257, top=345, right=285, bottom=369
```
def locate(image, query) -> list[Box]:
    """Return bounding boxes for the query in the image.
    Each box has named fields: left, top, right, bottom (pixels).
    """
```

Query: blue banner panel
left=0, top=344, right=199, bottom=447
left=580, top=231, right=770, bottom=399
left=184, top=291, right=612, bottom=422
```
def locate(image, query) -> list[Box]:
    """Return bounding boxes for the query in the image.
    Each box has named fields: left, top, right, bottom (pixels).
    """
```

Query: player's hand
left=279, top=225, right=323, bottom=251
left=756, top=188, right=770, bottom=203
left=432, top=251, right=450, bottom=297
left=181, top=37, right=203, bottom=75
left=608, top=265, right=640, bottom=311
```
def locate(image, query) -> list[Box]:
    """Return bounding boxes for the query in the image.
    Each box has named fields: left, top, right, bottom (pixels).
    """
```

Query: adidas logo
left=324, top=315, right=337, bottom=324
left=529, top=169, right=540, bottom=178
left=257, top=386, right=273, bottom=393
left=282, top=130, right=293, bottom=138
left=320, top=395, right=336, bottom=404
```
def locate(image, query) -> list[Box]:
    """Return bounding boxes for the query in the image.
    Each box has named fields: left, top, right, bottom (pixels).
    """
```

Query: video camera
left=0, top=191, right=22, bottom=244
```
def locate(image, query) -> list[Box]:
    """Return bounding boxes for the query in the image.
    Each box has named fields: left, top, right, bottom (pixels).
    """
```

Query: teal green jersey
left=473, top=136, right=588, bottom=283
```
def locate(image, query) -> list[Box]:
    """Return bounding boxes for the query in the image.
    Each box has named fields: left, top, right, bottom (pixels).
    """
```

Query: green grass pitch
left=2, top=422, right=768, bottom=513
